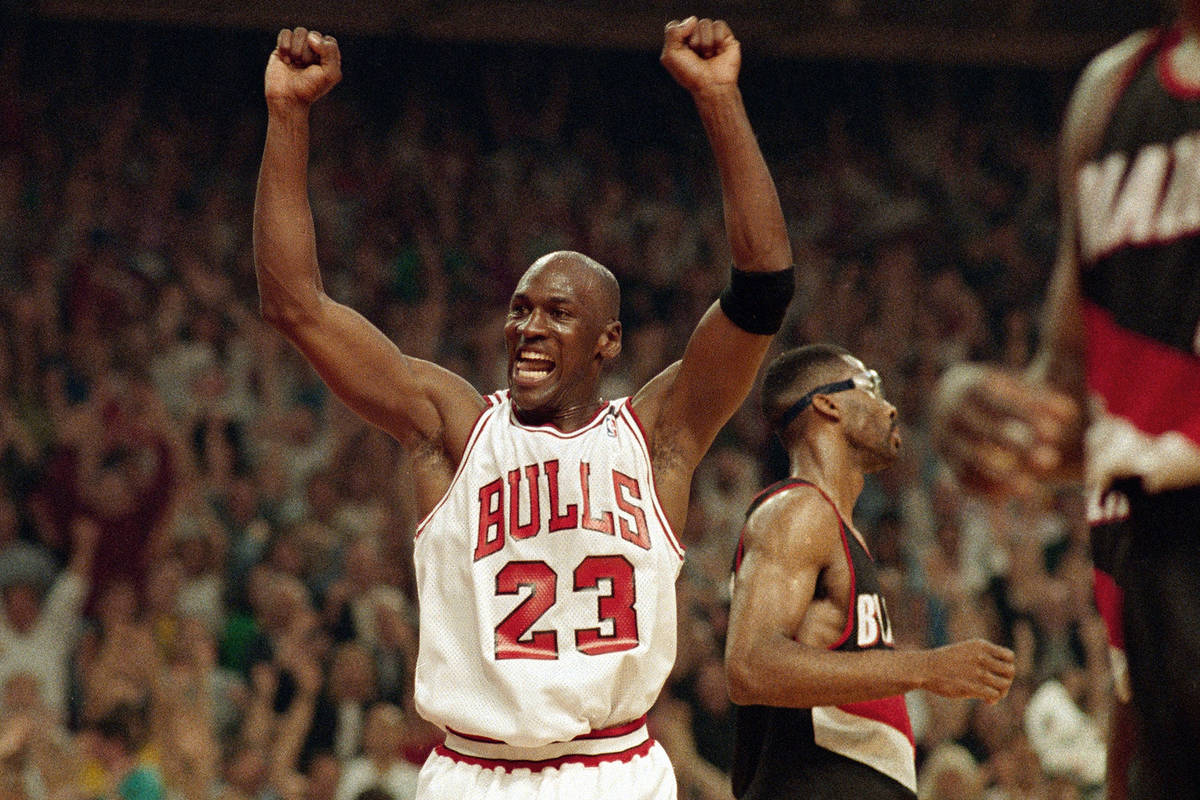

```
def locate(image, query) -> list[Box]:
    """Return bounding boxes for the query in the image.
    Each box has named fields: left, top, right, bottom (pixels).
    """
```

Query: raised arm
left=636, top=18, right=793, bottom=517
left=253, top=27, right=484, bottom=506
left=725, top=491, right=1014, bottom=708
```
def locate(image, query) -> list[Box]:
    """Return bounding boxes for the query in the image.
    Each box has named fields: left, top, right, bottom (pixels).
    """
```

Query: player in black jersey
left=933, top=3, right=1200, bottom=798
left=726, top=344, right=1015, bottom=800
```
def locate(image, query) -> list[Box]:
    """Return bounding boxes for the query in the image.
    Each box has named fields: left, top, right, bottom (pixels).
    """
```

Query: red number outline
left=494, top=561, right=558, bottom=660
left=492, top=555, right=640, bottom=660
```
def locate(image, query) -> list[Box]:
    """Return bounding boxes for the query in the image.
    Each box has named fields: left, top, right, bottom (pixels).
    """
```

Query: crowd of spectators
left=0, top=18, right=1116, bottom=800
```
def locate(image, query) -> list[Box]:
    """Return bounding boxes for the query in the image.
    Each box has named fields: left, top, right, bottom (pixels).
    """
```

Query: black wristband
left=718, top=265, right=795, bottom=335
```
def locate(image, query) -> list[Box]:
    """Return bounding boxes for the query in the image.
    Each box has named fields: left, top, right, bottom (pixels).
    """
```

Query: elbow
left=259, top=299, right=291, bottom=331
left=725, top=655, right=760, bottom=706
left=259, top=296, right=317, bottom=337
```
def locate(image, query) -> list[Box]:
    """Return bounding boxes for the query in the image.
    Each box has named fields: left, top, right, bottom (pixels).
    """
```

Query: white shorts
left=415, top=721, right=677, bottom=800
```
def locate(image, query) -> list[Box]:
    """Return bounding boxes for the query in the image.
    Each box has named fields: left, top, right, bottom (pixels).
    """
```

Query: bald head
left=520, top=251, right=620, bottom=323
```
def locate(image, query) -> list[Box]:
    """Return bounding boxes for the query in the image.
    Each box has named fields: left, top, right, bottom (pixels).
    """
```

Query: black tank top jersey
left=730, top=479, right=916, bottom=800
left=1077, top=27, right=1200, bottom=448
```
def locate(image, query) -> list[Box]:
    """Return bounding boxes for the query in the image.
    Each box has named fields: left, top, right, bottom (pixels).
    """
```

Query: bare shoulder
left=741, top=483, right=841, bottom=565
left=1062, top=30, right=1157, bottom=166
left=1078, top=29, right=1156, bottom=92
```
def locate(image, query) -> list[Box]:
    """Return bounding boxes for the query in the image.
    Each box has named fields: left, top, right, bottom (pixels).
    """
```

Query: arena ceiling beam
left=31, top=0, right=1136, bottom=68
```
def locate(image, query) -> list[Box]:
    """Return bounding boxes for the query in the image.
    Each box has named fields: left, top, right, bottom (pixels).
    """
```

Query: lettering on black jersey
left=1078, top=133, right=1200, bottom=263
left=1086, top=487, right=1132, bottom=526
left=856, top=593, right=894, bottom=648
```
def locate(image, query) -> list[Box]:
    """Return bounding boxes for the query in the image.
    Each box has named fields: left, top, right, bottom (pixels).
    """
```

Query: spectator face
left=225, top=478, right=261, bottom=526
left=307, top=754, right=341, bottom=800
left=145, top=557, right=183, bottom=613
left=361, top=703, right=404, bottom=759
left=90, top=462, right=136, bottom=520
left=97, top=580, right=139, bottom=627
left=225, top=746, right=268, bottom=793
left=2, top=583, right=41, bottom=634
left=694, top=657, right=732, bottom=717
left=329, top=643, right=375, bottom=703
left=2, top=671, right=43, bottom=714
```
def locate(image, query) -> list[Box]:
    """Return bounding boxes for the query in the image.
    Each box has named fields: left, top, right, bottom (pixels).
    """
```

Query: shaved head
left=521, top=251, right=620, bottom=323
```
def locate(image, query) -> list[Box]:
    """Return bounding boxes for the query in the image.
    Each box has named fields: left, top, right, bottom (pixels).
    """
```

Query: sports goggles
left=778, top=369, right=883, bottom=429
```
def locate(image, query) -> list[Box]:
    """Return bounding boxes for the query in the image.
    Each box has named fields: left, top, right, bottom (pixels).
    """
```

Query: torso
left=412, top=391, right=685, bottom=747
left=1075, top=26, right=1200, bottom=503
left=730, top=480, right=916, bottom=800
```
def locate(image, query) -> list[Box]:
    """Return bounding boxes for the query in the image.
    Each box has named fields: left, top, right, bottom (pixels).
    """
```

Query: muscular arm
left=636, top=19, right=792, bottom=522
left=725, top=489, right=1014, bottom=708
left=253, top=29, right=484, bottom=508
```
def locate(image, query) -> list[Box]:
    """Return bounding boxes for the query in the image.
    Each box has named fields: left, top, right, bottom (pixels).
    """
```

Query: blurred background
left=0, top=2, right=1167, bottom=799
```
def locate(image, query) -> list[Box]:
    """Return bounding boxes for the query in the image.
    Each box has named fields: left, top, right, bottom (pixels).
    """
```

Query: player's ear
left=597, top=320, right=622, bottom=361
left=810, top=393, right=841, bottom=422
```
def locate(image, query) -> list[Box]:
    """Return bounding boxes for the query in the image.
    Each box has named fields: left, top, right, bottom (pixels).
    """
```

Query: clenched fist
left=660, top=16, right=741, bottom=95
left=264, top=27, right=342, bottom=109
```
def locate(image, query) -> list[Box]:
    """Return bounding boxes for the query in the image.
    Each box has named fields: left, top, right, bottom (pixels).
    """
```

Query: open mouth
left=514, top=350, right=555, bottom=386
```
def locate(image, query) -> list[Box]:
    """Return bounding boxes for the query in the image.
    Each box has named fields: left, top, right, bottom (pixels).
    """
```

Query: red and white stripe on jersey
left=813, top=697, right=917, bottom=793
left=618, top=400, right=685, bottom=557
left=437, top=717, right=653, bottom=772
left=1084, top=303, right=1200, bottom=446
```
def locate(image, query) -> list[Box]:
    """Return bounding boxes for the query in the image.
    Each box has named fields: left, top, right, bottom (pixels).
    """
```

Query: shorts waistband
left=437, top=717, right=653, bottom=771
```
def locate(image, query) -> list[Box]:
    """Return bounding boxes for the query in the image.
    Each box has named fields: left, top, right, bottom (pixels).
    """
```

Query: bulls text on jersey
left=474, top=459, right=651, bottom=561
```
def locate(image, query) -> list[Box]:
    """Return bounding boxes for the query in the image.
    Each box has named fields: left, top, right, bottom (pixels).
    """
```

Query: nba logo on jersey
left=605, top=412, right=618, bottom=437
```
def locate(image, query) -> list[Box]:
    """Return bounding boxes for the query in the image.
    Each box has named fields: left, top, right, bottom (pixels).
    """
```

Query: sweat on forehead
left=516, top=251, right=620, bottom=320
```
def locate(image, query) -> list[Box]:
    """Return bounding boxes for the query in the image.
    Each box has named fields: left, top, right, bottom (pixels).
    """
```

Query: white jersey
left=414, top=392, right=685, bottom=748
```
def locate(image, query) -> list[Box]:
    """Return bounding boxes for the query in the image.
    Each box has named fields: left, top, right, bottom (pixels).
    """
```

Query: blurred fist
left=265, top=27, right=342, bottom=108
left=924, top=638, right=1017, bottom=705
left=931, top=363, right=1082, bottom=499
left=660, top=16, right=741, bottom=95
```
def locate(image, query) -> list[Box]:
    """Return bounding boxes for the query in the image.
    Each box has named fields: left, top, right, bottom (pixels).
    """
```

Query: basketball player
left=253, top=17, right=794, bottom=800
left=727, top=345, right=1015, bottom=800
left=932, top=3, right=1200, bottom=797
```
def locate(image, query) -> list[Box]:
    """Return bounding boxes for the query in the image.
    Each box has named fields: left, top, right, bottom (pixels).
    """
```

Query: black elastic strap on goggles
left=777, top=378, right=856, bottom=430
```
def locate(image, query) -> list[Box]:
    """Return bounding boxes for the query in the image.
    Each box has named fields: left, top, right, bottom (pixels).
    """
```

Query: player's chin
left=509, top=382, right=556, bottom=417
left=866, top=448, right=900, bottom=474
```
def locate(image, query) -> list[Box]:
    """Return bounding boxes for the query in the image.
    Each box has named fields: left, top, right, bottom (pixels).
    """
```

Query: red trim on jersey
left=413, top=401, right=498, bottom=540
left=838, top=696, right=915, bottom=747
left=830, top=513, right=857, bottom=650
left=1157, top=27, right=1200, bottom=101
left=620, top=400, right=685, bottom=558
left=1093, top=567, right=1125, bottom=650
left=575, top=716, right=648, bottom=739
left=798, top=482, right=860, bottom=649
left=507, top=396, right=611, bottom=438
left=1083, top=301, right=1200, bottom=444
left=434, top=737, right=656, bottom=772
left=445, top=716, right=648, bottom=745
